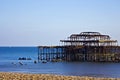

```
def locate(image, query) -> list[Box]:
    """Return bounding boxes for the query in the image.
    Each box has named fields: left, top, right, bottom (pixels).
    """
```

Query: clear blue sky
left=0, top=0, right=120, bottom=46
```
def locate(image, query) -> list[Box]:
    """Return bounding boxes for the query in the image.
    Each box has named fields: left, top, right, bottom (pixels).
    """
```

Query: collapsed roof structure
left=60, top=32, right=118, bottom=46
left=38, top=32, right=120, bottom=62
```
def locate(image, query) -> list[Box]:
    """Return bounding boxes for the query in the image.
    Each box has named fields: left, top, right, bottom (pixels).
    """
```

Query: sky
left=0, top=0, right=120, bottom=46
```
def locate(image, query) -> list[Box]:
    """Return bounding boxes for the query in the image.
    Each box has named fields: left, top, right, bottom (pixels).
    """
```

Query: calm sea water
left=0, top=47, right=120, bottom=78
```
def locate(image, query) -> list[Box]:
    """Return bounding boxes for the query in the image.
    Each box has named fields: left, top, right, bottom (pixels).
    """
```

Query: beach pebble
left=0, top=72, right=119, bottom=80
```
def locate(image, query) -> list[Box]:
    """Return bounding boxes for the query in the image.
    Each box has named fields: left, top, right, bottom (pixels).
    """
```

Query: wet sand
left=0, top=72, right=119, bottom=80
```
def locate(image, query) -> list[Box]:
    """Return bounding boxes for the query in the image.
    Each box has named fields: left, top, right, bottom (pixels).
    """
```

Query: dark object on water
left=26, top=58, right=32, bottom=60
left=42, top=60, right=47, bottom=63
left=18, top=57, right=32, bottom=60
left=34, top=60, right=37, bottom=64
left=19, top=62, right=23, bottom=65
left=18, top=57, right=26, bottom=60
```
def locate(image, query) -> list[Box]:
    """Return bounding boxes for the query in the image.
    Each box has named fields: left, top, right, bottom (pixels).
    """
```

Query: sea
left=0, top=47, right=120, bottom=78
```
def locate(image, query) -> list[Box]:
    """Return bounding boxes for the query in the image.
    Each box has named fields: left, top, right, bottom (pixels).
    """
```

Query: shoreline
left=0, top=72, right=119, bottom=80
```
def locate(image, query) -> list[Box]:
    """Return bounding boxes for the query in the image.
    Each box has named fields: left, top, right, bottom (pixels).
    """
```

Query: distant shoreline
left=0, top=72, right=119, bottom=80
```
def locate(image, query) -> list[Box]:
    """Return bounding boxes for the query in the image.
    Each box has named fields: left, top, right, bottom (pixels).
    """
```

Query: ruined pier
left=38, top=32, right=120, bottom=62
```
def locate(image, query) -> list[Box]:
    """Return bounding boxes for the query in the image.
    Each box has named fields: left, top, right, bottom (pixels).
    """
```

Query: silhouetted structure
left=38, top=32, right=120, bottom=62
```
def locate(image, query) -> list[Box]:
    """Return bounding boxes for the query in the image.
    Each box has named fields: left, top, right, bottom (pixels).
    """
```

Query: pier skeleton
left=38, top=32, right=120, bottom=62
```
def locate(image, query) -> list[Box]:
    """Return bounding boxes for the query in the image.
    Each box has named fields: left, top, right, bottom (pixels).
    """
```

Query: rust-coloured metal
left=38, top=32, right=120, bottom=62
left=60, top=32, right=118, bottom=46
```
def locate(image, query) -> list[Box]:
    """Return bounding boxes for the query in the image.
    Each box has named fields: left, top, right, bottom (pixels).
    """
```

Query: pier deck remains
left=38, top=32, right=120, bottom=62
